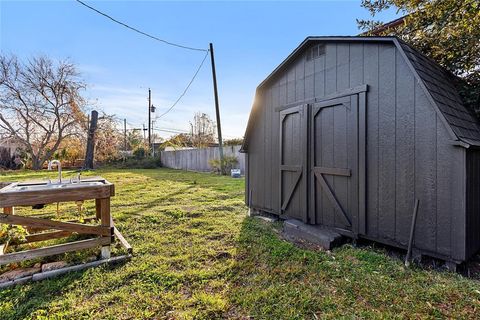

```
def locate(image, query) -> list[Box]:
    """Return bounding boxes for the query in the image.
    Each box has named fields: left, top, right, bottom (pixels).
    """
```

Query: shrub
left=133, top=147, right=147, bottom=159
left=209, top=155, right=238, bottom=175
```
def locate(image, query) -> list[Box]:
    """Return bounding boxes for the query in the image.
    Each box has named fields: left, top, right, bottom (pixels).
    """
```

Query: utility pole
left=143, top=124, right=147, bottom=141
left=209, top=43, right=224, bottom=174
left=151, top=120, right=155, bottom=157
left=148, top=88, right=152, bottom=155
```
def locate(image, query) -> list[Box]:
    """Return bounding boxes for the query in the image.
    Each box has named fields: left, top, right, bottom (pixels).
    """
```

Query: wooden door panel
left=280, top=105, right=307, bottom=221
left=309, top=95, right=364, bottom=234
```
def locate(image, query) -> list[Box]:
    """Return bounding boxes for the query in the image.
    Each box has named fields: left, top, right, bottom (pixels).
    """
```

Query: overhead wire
left=155, top=50, right=210, bottom=120
left=75, top=0, right=212, bottom=123
left=75, top=0, right=207, bottom=52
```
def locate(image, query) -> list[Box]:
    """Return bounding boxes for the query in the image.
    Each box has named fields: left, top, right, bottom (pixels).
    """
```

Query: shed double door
left=280, top=94, right=366, bottom=236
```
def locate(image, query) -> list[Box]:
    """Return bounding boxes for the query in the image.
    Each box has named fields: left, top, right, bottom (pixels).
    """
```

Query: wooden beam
left=0, top=237, right=110, bottom=266
left=0, top=214, right=110, bottom=236
left=25, top=216, right=97, bottom=233
left=314, top=167, right=351, bottom=177
left=314, top=171, right=352, bottom=227
left=23, top=231, right=73, bottom=243
left=114, top=227, right=132, bottom=254
left=0, top=183, right=114, bottom=207
left=280, top=165, right=302, bottom=172
left=281, top=170, right=303, bottom=211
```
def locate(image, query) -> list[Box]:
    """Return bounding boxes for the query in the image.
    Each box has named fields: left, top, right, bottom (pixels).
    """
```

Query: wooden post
left=95, top=199, right=102, bottom=220
left=99, top=198, right=112, bottom=259
left=84, top=110, right=98, bottom=169
left=3, top=207, right=14, bottom=215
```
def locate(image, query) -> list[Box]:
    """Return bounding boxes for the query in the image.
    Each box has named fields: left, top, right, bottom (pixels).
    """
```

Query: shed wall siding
left=248, top=41, right=465, bottom=256
left=466, top=149, right=480, bottom=259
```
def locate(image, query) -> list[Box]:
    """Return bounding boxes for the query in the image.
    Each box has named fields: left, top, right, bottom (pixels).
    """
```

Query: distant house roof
left=241, top=36, right=480, bottom=152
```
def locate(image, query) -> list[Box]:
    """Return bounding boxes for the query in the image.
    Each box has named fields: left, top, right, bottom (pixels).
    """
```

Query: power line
left=155, top=50, right=210, bottom=120
left=75, top=0, right=207, bottom=52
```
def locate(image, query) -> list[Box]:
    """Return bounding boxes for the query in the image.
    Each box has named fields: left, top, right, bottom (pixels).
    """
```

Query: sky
left=0, top=0, right=400, bottom=140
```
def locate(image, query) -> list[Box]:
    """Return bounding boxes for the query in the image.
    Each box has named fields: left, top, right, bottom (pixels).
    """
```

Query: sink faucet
left=48, top=160, right=62, bottom=184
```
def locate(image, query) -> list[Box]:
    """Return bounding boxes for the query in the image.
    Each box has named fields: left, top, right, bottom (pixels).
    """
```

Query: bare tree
left=0, top=55, right=86, bottom=169
left=190, top=112, right=216, bottom=148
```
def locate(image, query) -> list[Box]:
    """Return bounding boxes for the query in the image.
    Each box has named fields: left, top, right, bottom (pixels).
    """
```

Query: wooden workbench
left=0, top=177, right=131, bottom=266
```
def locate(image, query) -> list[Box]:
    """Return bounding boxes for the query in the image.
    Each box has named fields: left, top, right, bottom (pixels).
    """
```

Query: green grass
left=0, top=168, right=479, bottom=319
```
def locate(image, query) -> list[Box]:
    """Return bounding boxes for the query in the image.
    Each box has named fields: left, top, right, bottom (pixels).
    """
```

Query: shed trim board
left=243, top=36, right=480, bottom=262
left=274, top=84, right=368, bottom=112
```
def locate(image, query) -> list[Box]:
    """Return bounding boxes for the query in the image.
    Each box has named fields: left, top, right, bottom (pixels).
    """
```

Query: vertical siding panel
left=334, top=43, right=349, bottom=228
left=465, top=150, right=480, bottom=259
left=414, top=82, right=437, bottom=252
left=349, top=43, right=364, bottom=232
left=378, top=44, right=396, bottom=240
left=295, top=58, right=305, bottom=102
left=436, top=117, right=456, bottom=257
left=333, top=104, right=348, bottom=228
left=279, top=74, right=287, bottom=106
left=272, top=84, right=280, bottom=213
left=325, top=43, right=337, bottom=95
left=321, top=108, right=335, bottom=226
left=264, top=88, right=273, bottom=210
left=305, top=51, right=315, bottom=100
left=451, top=147, right=466, bottom=261
left=323, top=43, right=336, bottom=225
left=292, top=112, right=300, bottom=215
left=349, top=43, right=364, bottom=87
left=314, top=53, right=325, bottom=98
left=313, top=110, right=323, bottom=224
left=364, top=43, right=379, bottom=238
left=336, top=43, right=350, bottom=90
left=395, top=51, right=415, bottom=245
left=250, top=93, right=263, bottom=208
left=259, top=90, right=266, bottom=210
left=287, top=66, right=295, bottom=104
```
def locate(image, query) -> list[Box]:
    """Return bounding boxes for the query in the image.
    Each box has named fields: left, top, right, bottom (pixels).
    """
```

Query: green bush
left=133, top=147, right=147, bottom=159
left=209, top=155, right=238, bottom=175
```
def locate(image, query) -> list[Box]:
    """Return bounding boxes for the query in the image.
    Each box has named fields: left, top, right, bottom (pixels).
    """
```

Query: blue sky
left=0, top=0, right=399, bottom=139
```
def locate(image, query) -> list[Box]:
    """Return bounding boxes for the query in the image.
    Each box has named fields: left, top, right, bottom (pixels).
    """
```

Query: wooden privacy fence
left=160, top=145, right=245, bottom=174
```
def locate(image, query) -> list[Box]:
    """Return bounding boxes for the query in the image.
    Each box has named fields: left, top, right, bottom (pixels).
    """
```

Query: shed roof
left=241, top=36, right=480, bottom=152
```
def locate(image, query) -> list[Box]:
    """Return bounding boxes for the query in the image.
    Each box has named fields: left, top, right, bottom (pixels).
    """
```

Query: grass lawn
left=0, top=168, right=479, bottom=319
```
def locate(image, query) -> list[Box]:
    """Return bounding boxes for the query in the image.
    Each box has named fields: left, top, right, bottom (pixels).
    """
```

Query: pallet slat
left=0, top=214, right=111, bottom=236
left=114, top=227, right=132, bottom=254
left=0, top=237, right=111, bottom=265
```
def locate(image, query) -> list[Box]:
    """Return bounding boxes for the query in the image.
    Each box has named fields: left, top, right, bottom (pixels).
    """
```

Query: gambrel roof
left=241, top=36, right=480, bottom=152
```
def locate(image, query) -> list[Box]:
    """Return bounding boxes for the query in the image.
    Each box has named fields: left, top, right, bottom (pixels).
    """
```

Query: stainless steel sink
left=0, top=181, right=104, bottom=193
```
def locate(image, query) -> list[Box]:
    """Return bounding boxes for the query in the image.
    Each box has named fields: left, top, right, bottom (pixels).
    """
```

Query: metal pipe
left=48, top=160, right=62, bottom=184
left=405, top=199, right=420, bottom=267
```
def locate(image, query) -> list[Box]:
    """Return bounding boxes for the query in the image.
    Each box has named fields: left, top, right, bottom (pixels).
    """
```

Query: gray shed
left=241, top=36, right=480, bottom=264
